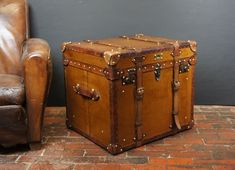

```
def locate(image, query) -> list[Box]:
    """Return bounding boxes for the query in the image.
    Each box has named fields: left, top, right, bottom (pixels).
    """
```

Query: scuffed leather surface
left=0, top=0, right=27, bottom=75
left=22, top=38, right=52, bottom=143
left=0, top=0, right=51, bottom=146
left=0, top=74, right=25, bottom=106
left=22, top=38, right=50, bottom=63
left=0, top=105, right=27, bottom=146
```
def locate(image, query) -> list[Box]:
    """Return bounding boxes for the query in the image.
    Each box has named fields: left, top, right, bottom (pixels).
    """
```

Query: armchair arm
left=22, top=38, right=52, bottom=143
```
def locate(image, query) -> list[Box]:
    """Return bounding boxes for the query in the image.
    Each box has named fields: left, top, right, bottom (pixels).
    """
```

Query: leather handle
left=73, top=84, right=100, bottom=101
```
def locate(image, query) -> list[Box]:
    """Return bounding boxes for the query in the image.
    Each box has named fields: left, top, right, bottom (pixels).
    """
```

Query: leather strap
left=133, top=56, right=145, bottom=145
left=172, top=42, right=181, bottom=130
left=73, top=84, right=100, bottom=101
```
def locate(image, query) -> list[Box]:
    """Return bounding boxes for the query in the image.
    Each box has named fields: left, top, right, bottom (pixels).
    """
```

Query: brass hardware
left=188, top=40, right=197, bottom=53
left=154, top=63, right=161, bottom=80
left=185, top=116, right=187, bottom=120
left=103, top=50, right=121, bottom=66
left=169, top=124, right=173, bottom=129
left=122, top=139, right=126, bottom=142
left=135, top=33, right=144, bottom=37
left=133, top=137, right=137, bottom=141
left=122, top=68, right=136, bottom=85
left=154, top=53, right=163, bottom=60
left=137, top=87, right=144, bottom=96
left=61, top=41, right=72, bottom=52
left=173, top=80, right=180, bottom=91
left=179, top=62, right=190, bottom=74
left=142, top=133, right=146, bottom=137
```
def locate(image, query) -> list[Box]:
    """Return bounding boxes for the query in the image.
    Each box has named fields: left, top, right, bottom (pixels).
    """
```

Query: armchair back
left=0, top=0, right=28, bottom=75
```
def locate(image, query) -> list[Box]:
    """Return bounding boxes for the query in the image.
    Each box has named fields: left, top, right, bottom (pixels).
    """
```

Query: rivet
left=118, top=55, right=121, bottom=58
left=72, top=115, right=75, bottom=118
left=117, top=72, right=120, bottom=75
left=169, top=124, right=173, bottom=128
left=122, top=90, right=125, bottom=93
left=192, top=120, right=194, bottom=123
left=163, top=64, right=165, bottom=66
left=123, top=82, right=126, bottom=85
left=83, top=65, right=86, bottom=67
left=120, top=149, right=123, bottom=151
left=122, top=138, right=126, bottom=142
left=144, top=67, right=147, bottom=69
left=186, top=77, right=189, bottom=80
left=152, top=66, right=154, bottom=68
left=88, top=66, right=91, bottom=69
left=101, top=130, right=104, bottom=134
left=187, top=126, right=191, bottom=129
left=100, top=69, right=102, bottom=72
left=183, top=59, right=186, bottom=62
left=185, top=116, right=187, bottom=119
left=143, top=133, right=146, bottom=137
left=121, top=71, right=124, bottom=74
left=170, top=62, right=173, bottom=65
left=115, top=145, right=118, bottom=148
left=133, top=137, right=136, bottom=141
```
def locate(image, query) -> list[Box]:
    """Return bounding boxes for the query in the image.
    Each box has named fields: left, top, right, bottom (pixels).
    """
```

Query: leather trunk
left=62, top=34, right=197, bottom=155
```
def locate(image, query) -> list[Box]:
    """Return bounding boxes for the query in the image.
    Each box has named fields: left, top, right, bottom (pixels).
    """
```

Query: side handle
left=73, top=84, right=100, bottom=101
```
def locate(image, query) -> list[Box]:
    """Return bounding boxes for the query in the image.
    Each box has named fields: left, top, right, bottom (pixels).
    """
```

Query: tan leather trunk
left=62, top=34, right=197, bottom=155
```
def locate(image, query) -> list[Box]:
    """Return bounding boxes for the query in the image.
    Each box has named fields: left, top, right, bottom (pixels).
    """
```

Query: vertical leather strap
left=133, top=56, right=145, bottom=146
left=172, top=42, right=181, bottom=130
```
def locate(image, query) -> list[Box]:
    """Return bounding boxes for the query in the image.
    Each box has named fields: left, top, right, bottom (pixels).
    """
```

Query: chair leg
left=29, top=143, right=41, bottom=150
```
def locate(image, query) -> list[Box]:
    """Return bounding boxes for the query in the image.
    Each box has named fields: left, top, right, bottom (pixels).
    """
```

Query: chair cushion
left=0, top=74, right=25, bottom=106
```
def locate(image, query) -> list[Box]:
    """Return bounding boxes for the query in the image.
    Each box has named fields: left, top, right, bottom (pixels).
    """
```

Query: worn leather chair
left=0, top=0, right=52, bottom=149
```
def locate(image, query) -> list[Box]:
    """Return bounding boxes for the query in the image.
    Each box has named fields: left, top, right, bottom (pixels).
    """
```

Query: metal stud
left=101, top=130, right=104, bottom=134
left=169, top=124, right=173, bottom=128
left=122, top=138, right=126, bottom=142
left=185, top=116, right=187, bottom=120
left=122, top=90, right=125, bottom=93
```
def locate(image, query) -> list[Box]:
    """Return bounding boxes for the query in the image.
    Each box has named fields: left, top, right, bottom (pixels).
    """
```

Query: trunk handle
left=73, top=84, right=100, bottom=101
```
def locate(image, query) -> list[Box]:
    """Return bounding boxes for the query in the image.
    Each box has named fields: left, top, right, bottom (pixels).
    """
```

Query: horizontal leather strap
left=73, top=84, right=99, bottom=101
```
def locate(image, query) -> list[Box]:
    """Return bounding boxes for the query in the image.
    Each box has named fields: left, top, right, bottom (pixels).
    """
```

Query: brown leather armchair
left=0, top=0, right=52, bottom=149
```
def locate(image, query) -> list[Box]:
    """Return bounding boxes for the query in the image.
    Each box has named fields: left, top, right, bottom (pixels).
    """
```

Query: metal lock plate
left=154, top=53, right=163, bottom=60
left=179, top=62, right=190, bottom=74
left=122, top=68, right=136, bottom=85
left=154, top=63, right=161, bottom=80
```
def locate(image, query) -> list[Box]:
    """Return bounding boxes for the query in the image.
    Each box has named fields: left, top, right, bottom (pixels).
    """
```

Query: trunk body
left=62, top=35, right=197, bottom=154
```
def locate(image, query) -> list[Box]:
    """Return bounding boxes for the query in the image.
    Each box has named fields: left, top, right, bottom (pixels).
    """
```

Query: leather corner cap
left=0, top=74, right=25, bottom=106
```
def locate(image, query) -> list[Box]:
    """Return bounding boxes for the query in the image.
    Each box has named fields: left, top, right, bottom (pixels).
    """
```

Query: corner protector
left=106, top=144, right=123, bottom=154
left=103, top=50, right=121, bottom=66
left=61, top=41, right=72, bottom=53
left=188, top=40, right=197, bottom=53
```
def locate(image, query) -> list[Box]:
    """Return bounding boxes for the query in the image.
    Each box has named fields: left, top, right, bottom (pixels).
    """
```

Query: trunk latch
left=179, top=62, right=190, bottom=74
left=122, top=68, right=136, bottom=85
left=154, top=63, right=161, bottom=80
